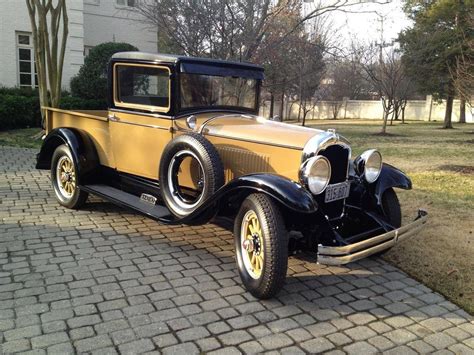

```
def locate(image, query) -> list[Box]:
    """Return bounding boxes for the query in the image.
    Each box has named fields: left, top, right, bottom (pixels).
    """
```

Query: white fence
left=260, top=96, right=473, bottom=123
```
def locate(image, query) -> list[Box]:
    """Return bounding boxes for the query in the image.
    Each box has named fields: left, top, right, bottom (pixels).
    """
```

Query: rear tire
left=234, top=193, right=288, bottom=299
left=51, top=144, right=88, bottom=209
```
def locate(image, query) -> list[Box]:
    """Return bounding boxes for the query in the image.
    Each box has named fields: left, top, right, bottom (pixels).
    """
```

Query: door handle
left=108, top=113, right=119, bottom=122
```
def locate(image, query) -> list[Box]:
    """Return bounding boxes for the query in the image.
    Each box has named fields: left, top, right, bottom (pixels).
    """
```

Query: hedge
left=71, top=42, right=137, bottom=100
left=0, top=87, right=106, bottom=131
left=0, top=88, right=41, bottom=130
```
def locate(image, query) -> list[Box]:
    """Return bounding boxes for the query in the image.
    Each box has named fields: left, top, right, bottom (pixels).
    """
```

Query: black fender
left=373, top=163, right=412, bottom=205
left=167, top=173, right=318, bottom=225
left=36, top=128, right=99, bottom=181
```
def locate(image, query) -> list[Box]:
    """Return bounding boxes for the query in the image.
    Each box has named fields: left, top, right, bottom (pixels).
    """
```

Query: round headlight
left=355, top=149, right=382, bottom=183
left=300, top=156, right=331, bottom=195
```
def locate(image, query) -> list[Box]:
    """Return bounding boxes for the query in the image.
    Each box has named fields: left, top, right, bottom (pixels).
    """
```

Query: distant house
left=0, top=0, right=157, bottom=90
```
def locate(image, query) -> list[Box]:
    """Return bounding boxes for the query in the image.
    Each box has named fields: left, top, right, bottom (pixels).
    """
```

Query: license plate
left=325, top=181, right=350, bottom=203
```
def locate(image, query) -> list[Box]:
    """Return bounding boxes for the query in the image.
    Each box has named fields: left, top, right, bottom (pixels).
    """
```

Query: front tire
left=381, top=188, right=402, bottom=228
left=51, top=144, right=88, bottom=209
left=374, top=188, right=402, bottom=257
left=234, top=193, right=288, bottom=299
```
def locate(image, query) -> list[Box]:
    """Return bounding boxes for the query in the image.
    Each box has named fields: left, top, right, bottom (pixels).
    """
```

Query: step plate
left=81, top=184, right=171, bottom=219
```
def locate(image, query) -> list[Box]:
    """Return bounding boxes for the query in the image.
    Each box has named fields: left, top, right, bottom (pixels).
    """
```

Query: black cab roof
left=111, top=51, right=264, bottom=72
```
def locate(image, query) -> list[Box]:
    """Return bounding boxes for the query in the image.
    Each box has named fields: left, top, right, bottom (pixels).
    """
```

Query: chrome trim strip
left=317, top=210, right=428, bottom=265
left=203, top=132, right=303, bottom=150
left=109, top=117, right=170, bottom=131
left=109, top=108, right=173, bottom=120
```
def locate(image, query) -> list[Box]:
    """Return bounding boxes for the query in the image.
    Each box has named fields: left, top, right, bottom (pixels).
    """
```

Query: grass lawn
left=306, top=119, right=474, bottom=314
left=0, top=128, right=43, bottom=149
left=1, top=121, right=473, bottom=313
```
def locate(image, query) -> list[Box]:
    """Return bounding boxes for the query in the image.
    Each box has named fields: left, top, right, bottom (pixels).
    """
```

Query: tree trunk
left=443, top=93, right=454, bottom=129
left=297, top=98, right=302, bottom=122
left=381, top=110, right=389, bottom=134
left=459, top=97, right=466, bottom=123
left=302, top=101, right=307, bottom=126
left=269, top=93, right=274, bottom=118
left=279, top=89, right=285, bottom=120
left=401, top=106, right=405, bottom=124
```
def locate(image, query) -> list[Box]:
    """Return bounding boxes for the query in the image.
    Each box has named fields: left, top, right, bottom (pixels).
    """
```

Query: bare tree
left=360, top=47, right=409, bottom=134
left=319, top=54, right=371, bottom=119
left=255, top=2, right=303, bottom=120
left=26, top=0, right=68, bottom=125
left=130, top=0, right=284, bottom=61
left=130, top=0, right=389, bottom=60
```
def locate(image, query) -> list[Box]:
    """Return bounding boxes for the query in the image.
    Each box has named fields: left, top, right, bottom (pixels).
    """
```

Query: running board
left=81, top=184, right=172, bottom=220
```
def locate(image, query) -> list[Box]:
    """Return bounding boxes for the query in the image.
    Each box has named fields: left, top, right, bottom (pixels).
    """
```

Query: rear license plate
left=325, top=181, right=350, bottom=203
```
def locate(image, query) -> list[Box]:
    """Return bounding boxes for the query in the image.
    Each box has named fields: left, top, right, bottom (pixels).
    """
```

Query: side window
left=115, top=64, right=170, bottom=112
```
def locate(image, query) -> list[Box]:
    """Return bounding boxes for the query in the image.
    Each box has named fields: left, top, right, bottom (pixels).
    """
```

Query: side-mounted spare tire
left=159, top=133, right=224, bottom=217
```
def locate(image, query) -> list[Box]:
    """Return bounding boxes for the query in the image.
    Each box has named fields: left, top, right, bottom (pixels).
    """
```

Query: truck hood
left=175, top=113, right=325, bottom=150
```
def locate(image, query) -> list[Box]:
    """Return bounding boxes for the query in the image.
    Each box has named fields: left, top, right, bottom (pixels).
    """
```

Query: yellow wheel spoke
left=248, top=224, right=255, bottom=235
left=241, top=210, right=264, bottom=279
left=251, top=218, right=257, bottom=232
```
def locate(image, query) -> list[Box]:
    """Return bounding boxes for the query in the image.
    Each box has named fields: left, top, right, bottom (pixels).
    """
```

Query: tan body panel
left=175, top=113, right=320, bottom=150
left=174, top=113, right=317, bottom=182
left=46, top=108, right=114, bottom=167
left=109, top=110, right=172, bottom=179
left=208, top=135, right=302, bottom=182
left=46, top=108, right=314, bottom=185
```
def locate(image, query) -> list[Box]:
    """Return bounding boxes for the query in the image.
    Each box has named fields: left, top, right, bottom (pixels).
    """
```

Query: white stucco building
left=0, top=0, right=157, bottom=90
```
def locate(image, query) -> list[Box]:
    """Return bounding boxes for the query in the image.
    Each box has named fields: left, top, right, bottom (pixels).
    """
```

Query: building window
left=17, top=33, right=37, bottom=88
left=85, top=0, right=100, bottom=4
left=116, top=0, right=135, bottom=7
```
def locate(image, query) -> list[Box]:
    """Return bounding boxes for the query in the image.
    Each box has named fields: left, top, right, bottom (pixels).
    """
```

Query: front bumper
left=317, top=209, right=428, bottom=265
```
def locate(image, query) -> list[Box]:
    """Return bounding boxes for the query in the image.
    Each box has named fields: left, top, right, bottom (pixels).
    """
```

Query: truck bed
left=45, top=107, right=113, bottom=167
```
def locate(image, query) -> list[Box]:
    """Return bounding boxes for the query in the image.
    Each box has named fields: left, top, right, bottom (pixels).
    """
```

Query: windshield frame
left=176, top=63, right=262, bottom=115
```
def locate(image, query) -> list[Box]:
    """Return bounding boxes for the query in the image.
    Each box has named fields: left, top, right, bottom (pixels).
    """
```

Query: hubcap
left=240, top=210, right=264, bottom=279
left=56, top=156, right=75, bottom=198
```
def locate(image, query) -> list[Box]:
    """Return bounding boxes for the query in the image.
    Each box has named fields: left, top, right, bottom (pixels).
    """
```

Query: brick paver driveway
left=1, top=146, right=473, bottom=354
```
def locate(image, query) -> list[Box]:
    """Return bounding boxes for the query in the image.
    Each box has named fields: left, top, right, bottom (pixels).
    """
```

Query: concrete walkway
left=0, top=146, right=472, bottom=354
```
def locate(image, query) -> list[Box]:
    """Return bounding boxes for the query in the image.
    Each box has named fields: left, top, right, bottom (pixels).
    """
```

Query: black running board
left=81, top=184, right=174, bottom=222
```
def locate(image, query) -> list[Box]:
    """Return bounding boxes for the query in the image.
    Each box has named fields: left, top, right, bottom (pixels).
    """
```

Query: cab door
left=109, top=62, right=173, bottom=179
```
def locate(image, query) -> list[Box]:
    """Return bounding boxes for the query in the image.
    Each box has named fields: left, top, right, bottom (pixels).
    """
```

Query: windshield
left=180, top=73, right=258, bottom=111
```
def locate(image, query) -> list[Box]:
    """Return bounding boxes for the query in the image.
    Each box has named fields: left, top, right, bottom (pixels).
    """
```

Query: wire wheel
left=234, top=193, right=288, bottom=299
left=56, top=155, right=76, bottom=198
left=51, top=144, right=88, bottom=209
left=240, top=210, right=264, bottom=279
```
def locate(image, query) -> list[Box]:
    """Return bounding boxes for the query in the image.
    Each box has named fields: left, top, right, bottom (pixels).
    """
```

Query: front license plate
left=325, top=181, right=350, bottom=203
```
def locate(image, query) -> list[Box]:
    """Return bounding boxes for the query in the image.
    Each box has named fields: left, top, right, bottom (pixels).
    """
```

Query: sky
left=304, top=1, right=413, bottom=48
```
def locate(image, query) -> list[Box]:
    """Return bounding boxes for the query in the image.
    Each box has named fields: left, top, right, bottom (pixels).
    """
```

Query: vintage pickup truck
left=36, top=52, right=427, bottom=299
